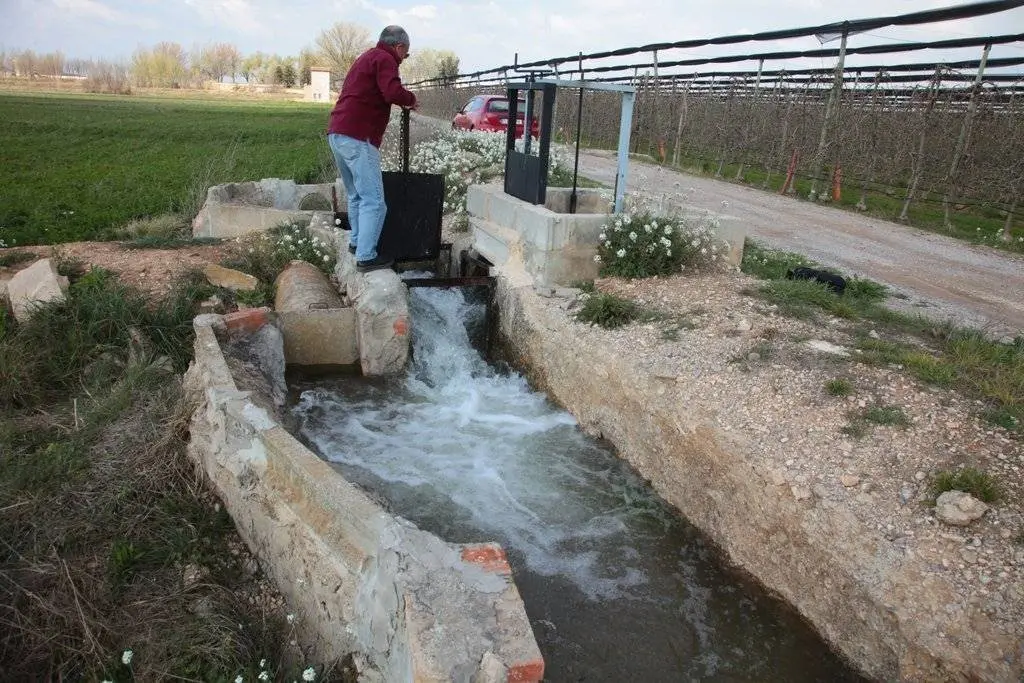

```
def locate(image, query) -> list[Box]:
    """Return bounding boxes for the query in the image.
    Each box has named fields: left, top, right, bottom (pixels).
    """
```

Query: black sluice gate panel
left=377, top=171, right=444, bottom=263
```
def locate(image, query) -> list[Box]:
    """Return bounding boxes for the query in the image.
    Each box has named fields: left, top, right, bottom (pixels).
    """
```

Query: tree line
left=0, top=21, right=459, bottom=93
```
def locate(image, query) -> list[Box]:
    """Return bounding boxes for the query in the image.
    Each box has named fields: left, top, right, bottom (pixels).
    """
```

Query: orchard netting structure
left=412, top=0, right=1024, bottom=241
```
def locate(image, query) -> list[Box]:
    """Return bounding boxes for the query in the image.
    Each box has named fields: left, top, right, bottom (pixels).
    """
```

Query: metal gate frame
left=502, top=78, right=637, bottom=213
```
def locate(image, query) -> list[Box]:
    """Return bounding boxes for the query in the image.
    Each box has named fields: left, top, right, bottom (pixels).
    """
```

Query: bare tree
left=900, top=69, right=943, bottom=222
left=437, top=53, right=460, bottom=86
left=401, top=48, right=459, bottom=85
left=131, top=42, right=189, bottom=88
left=65, top=58, right=92, bottom=77
left=196, top=43, right=240, bottom=83
left=83, top=60, right=131, bottom=94
left=240, top=52, right=264, bottom=84
left=12, top=49, right=36, bottom=77
left=298, top=47, right=319, bottom=86
left=315, top=22, right=372, bottom=87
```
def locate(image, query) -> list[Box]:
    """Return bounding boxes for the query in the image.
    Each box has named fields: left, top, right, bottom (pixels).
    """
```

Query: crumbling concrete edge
left=491, top=264, right=1022, bottom=683
left=183, top=317, right=542, bottom=682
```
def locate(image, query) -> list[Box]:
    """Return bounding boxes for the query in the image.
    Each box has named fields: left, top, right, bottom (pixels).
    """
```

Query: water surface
left=290, top=284, right=863, bottom=682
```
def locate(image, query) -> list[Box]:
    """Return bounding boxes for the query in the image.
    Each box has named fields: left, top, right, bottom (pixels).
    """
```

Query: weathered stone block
left=466, top=184, right=491, bottom=219
left=935, top=490, right=989, bottom=526
left=204, top=263, right=259, bottom=291
left=339, top=252, right=410, bottom=377
left=7, top=257, right=68, bottom=323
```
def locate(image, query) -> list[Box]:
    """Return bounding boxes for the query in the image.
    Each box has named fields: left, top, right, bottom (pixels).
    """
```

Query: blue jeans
left=328, top=133, right=386, bottom=262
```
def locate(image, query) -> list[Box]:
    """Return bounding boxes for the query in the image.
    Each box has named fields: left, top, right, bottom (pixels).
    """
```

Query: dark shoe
left=356, top=256, right=394, bottom=273
left=348, top=245, right=356, bottom=254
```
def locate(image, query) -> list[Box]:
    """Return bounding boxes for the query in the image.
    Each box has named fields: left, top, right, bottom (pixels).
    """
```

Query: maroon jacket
left=328, top=42, right=417, bottom=148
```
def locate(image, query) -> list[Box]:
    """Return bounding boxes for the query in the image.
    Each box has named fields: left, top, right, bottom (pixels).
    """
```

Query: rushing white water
left=294, top=285, right=652, bottom=599
left=290, top=283, right=861, bottom=682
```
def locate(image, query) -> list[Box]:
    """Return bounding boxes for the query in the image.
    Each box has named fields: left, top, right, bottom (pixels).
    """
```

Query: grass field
left=0, top=92, right=336, bottom=246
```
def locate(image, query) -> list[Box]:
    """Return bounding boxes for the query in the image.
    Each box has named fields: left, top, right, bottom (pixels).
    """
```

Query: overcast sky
left=1, top=0, right=1022, bottom=76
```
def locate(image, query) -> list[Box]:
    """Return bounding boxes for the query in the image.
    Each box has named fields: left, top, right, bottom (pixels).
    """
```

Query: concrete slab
left=468, top=183, right=746, bottom=285
left=469, top=217, right=516, bottom=268
left=279, top=310, right=359, bottom=367
left=469, top=185, right=609, bottom=286
left=192, top=179, right=347, bottom=239
left=274, top=261, right=357, bottom=368
left=275, top=261, right=344, bottom=312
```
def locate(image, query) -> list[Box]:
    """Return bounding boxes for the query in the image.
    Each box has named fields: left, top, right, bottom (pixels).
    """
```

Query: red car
left=452, top=95, right=539, bottom=137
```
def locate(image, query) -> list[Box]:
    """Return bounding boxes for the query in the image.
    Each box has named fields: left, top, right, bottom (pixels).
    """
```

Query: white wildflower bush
left=389, top=128, right=571, bottom=230
left=595, top=196, right=728, bottom=279
left=267, top=221, right=337, bottom=274
left=221, top=220, right=338, bottom=306
left=407, top=130, right=506, bottom=218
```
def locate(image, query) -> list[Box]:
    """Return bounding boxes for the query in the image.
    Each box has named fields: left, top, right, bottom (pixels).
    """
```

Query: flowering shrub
left=267, top=221, right=337, bottom=274
left=595, top=203, right=728, bottom=279
left=407, top=130, right=506, bottom=217
left=222, top=220, right=337, bottom=302
left=387, top=128, right=572, bottom=230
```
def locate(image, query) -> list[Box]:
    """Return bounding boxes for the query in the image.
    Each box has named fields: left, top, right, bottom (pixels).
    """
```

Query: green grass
left=0, top=92, right=336, bottom=245
left=575, top=291, right=641, bottom=329
left=742, top=240, right=1024, bottom=434
left=573, top=289, right=673, bottom=330
left=840, top=421, right=869, bottom=439
left=861, top=404, right=911, bottom=427
left=548, top=164, right=606, bottom=190
left=0, top=266, right=212, bottom=408
left=729, top=340, right=775, bottom=367
left=825, top=378, right=854, bottom=396
left=841, top=403, right=911, bottom=437
left=740, top=241, right=813, bottom=280
left=928, top=467, right=1001, bottom=503
left=121, top=236, right=224, bottom=250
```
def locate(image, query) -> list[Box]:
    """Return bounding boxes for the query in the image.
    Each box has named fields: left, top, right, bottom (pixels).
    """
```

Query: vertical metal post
left=523, top=79, right=535, bottom=155
left=615, top=91, right=636, bottom=213
left=537, top=83, right=556, bottom=204
left=401, top=107, right=410, bottom=173
left=809, top=25, right=849, bottom=201
left=672, top=80, right=689, bottom=167
left=943, top=42, right=991, bottom=229
left=505, top=84, right=520, bottom=160
left=571, top=53, right=585, bottom=214
left=650, top=50, right=660, bottom=158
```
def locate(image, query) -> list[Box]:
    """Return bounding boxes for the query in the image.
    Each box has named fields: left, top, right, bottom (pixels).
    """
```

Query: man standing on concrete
left=327, top=25, right=418, bottom=273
